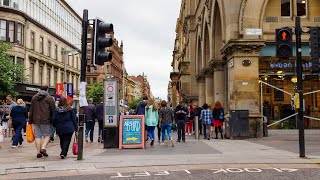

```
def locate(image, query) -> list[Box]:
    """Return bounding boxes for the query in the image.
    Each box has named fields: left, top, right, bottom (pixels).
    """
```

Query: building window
left=47, top=68, right=50, bottom=86
left=48, top=41, right=51, bottom=57
left=3, top=0, right=10, bottom=6
left=8, top=21, right=14, bottom=42
left=0, top=20, right=6, bottom=41
left=93, top=77, right=97, bottom=83
left=87, top=66, right=91, bottom=72
left=39, top=66, right=43, bottom=85
left=67, top=73, right=70, bottom=83
left=17, top=23, right=24, bottom=45
left=29, top=63, right=34, bottom=84
left=281, top=0, right=291, bottom=17
left=86, top=77, right=91, bottom=84
left=54, top=45, right=58, bottom=59
left=54, top=69, right=58, bottom=86
left=17, top=57, right=24, bottom=65
left=93, top=66, right=97, bottom=72
left=61, top=72, right=64, bottom=83
left=30, top=31, right=35, bottom=50
left=40, top=36, right=44, bottom=54
left=297, top=0, right=306, bottom=16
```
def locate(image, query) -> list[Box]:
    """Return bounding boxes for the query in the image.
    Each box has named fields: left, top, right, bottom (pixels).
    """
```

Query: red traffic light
left=277, top=29, right=291, bottom=42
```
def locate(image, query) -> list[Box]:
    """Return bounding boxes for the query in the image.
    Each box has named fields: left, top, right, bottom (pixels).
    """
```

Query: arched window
left=281, top=0, right=291, bottom=17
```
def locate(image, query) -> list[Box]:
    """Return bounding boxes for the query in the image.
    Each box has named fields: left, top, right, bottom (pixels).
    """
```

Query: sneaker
left=37, top=153, right=43, bottom=158
left=50, top=137, right=54, bottom=142
left=160, top=142, right=165, bottom=145
left=60, top=155, right=65, bottom=159
left=11, top=145, right=18, bottom=148
left=207, top=138, right=210, bottom=140
left=176, top=139, right=180, bottom=142
left=189, top=133, right=192, bottom=136
left=40, top=149, right=48, bottom=157
left=185, top=133, right=188, bottom=136
left=170, top=140, right=174, bottom=147
left=150, top=140, right=154, bottom=146
left=98, top=137, right=101, bottom=143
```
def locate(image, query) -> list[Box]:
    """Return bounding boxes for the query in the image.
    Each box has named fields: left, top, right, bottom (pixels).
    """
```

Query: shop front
left=259, top=44, right=320, bottom=129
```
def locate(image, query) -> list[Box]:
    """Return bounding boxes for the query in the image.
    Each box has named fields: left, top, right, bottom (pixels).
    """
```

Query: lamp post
left=62, top=49, right=77, bottom=97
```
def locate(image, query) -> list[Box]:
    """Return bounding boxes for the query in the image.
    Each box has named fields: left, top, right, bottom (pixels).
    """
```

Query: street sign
left=245, top=28, right=262, bottom=35
left=119, top=115, right=145, bottom=149
left=104, top=80, right=118, bottom=127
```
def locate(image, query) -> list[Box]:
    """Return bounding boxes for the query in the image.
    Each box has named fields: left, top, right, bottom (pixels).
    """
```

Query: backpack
left=219, top=110, right=224, bottom=120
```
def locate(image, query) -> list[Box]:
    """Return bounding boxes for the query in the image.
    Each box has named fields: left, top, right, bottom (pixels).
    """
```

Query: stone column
left=171, top=81, right=178, bottom=108
left=204, top=71, right=214, bottom=106
left=197, top=76, right=206, bottom=107
left=57, top=68, right=61, bottom=83
left=212, top=62, right=225, bottom=107
left=34, top=60, right=39, bottom=85
left=24, top=55, right=30, bottom=83
left=221, top=40, right=265, bottom=138
left=43, top=63, right=48, bottom=86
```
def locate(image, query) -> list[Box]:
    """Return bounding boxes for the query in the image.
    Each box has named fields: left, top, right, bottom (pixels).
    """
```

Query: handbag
left=72, top=135, right=78, bottom=155
left=26, top=123, right=35, bottom=143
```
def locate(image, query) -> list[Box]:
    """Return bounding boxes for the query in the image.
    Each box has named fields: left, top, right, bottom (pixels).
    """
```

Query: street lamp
left=61, top=49, right=78, bottom=97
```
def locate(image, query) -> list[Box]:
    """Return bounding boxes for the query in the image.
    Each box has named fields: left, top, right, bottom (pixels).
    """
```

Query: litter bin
left=228, top=110, right=249, bottom=138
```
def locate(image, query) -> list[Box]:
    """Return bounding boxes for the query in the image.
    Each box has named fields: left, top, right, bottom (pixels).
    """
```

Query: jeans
left=85, top=120, right=95, bottom=142
left=12, top=120, right=25, bottom=146
left=161, top=123, right=172, bottom=142
left=98, top=120, right=104, bottom=140
left=58, top=132, right=73, bottom=156
left=177, top=120, right=185, bottom=141
left=204, top=124, right=211, bottom=139
left=146, top=126, right=156, bottom=140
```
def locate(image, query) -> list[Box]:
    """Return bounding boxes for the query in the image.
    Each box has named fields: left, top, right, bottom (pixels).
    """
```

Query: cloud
left=66, top=0, right=181, bottom=100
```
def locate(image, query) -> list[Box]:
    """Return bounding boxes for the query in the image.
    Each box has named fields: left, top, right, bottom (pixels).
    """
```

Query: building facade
left=0, top=0, right=81, bottom=103
left=171, top=0, right=320, bottom=137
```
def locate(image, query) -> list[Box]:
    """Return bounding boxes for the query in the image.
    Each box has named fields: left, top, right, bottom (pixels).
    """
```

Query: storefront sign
left=66, top=83, right=73, bottom=102
left=119, top=115, right=145, bottom=149
left=269, top=62, right=310, bottom=69
left=55, top=83, right=64, bottom=101
left=25, top=87, right=40, bottom=92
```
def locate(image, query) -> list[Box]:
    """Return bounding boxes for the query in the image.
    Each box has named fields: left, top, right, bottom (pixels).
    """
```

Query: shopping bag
left=72, top=135, right=78, bottom=155
left=0, top=125, right=3, bottom=142
left=26, top=123, right=35, bottom=143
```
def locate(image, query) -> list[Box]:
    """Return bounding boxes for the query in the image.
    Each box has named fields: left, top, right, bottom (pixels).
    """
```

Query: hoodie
left=29, top=90, right=55, bottom=124
left=52, top=107, right=78, bottom=135
left=136, top=100, right=147, bottom=115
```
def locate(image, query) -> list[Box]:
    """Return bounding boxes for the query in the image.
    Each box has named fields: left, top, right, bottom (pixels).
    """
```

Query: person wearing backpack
left=212, top=101, right=224, bottom=139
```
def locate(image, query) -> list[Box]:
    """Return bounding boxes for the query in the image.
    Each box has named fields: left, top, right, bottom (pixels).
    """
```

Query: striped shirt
left=201, top=109, right=213, bottom=125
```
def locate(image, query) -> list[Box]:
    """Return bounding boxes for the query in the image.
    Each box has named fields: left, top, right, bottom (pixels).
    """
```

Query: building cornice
left=221, top=40, right=265, bottom=58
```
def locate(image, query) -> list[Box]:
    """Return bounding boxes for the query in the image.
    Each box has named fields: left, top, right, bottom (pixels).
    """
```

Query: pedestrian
left=1, top=108, right=10, bottom=136
left=194, top=102, right=203, bottom=135
left=212, top=101, right=224, bottom=139
left=29, top=85, right=56, bottom=158
left=51, top=97, right=78, bottom=159
left=159, top=100, right=174, bottom=147
left=94, top=97, right=104, bottom=143
left=201, top=103, right=212, bottom=140
left=5, top=95, right=17, bottom=138
left=10, top=99, right=28, bottom=148
left=157, top=102, right=162, bottom=143
left=136, top=95, right=148, bottom=141
left=85, top=99, right=95, bottom=143
left=186, top=105, right=195, bottom=136
left=145, top=98, right=159, bottom=146
left=174, top=101, right=188, bottom=142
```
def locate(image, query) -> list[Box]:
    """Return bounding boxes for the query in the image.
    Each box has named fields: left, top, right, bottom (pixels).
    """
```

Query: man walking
left=29, top=85, right=55, bottom=158
left=194, top=102, right=203, bottom=135
left=85, top=99, right=95, bottom=143
left=174, top=101, right=188, bottom=142
left=94, top=97, right=104, bottom=143
left=136, top=95, right=148, bottom=141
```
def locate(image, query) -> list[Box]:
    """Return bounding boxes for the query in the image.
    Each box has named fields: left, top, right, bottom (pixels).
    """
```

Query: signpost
left=66, top=83, right=73, bottom=102
left=119, top=115, right=145, bottom=149
left=55, top=83, right=64, bottom=101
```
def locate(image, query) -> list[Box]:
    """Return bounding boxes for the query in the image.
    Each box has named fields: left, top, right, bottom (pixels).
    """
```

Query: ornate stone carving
left=205, top=0, right=213, bottom=25
left=170, top=72, right=180, bottom=81
left=178, top=61, right=190, bottom=75
left=200, top=67, right=213, bottom=77
left=209, top=59, right=225, bottom=71
left=195, top=73, right=205, bottom=81
left=221, top=40, right=265, bottom=58
left=239, top=0, right=248, bottom=34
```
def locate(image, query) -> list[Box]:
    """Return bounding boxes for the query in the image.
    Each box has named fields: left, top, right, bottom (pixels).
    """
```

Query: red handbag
left=72, top=135, right=78, bottom=155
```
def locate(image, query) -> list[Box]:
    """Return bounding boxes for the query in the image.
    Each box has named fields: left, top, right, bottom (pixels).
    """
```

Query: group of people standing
left=0, top=85, right=78, bottom=159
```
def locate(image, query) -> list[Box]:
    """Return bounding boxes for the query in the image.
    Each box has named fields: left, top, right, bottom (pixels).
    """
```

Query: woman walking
left=212, top=101, right=224, bottom=139
left=201, top=103, right=212, bottom=140
left=159, top=100, right=174, bottom=147
left=10, top=99, right=28, bottom=148
left=145, top=99, right=158, bottom=146
left=52, top=97, right=78, bottom=159
left=186, top=105, right=195, bottom=136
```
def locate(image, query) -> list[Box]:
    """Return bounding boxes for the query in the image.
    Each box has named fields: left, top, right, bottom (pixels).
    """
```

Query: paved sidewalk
left=0, top=128, right=319, bottom=176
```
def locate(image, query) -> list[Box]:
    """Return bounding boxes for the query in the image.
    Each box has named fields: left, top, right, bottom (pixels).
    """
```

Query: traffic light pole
left=295, top=17, right=305, bottom=158
left=78, top=9, right=88, bottom=160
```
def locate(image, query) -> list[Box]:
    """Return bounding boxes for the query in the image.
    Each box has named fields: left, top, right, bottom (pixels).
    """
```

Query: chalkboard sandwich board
left=119, top=115, right=145, bottom=149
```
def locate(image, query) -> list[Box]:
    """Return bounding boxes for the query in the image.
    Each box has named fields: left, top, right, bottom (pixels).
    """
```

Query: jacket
left=94, top=103, right=103, bottom=121
left=174, top=105, right=188, bottom=121
left=52, top=107, right=78, bottom=135
left=136, top=101, right=147, bottom=115
left=10, top=105, right=28, bottom=122
left=85, top=103, right=95, bottom=121
left=145, top=105, right=159, bottom=126
left=212, top=108, right=224, bottom=120
left=29, top=90, right=55, bottom=124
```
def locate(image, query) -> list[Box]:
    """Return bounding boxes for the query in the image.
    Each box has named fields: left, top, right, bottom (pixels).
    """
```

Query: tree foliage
left=0, top=41, right=24, bottom=96
left=86, top=82, right=104, bottom=104
left=129, top=95, right=143, bottom=110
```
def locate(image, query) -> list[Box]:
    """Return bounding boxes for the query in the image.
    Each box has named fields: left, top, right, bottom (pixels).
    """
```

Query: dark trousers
left=58, top=132, right=73, bottom=156
left=85, top=120, right=95, bottom=142
left=98, top=120, right=104, bottom=140
left=198, top=119, right=202, bottom=134
left=157, top=125, right=161, bottom=141
left=177, top=120, right=185, bottom=141
left=12, top=120, right=25, bottom=146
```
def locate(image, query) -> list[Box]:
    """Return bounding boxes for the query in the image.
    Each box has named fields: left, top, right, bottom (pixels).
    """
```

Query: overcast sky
left=65, top=0, right=181, bottom=100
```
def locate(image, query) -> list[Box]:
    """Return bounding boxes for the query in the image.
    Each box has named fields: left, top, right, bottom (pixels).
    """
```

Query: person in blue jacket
left=51, top=97, right=78, bottom=159
left=10, top=99, right=28, bottom=148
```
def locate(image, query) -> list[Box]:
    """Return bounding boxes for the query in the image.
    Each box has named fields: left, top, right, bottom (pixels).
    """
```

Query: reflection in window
left=0, top=20, right=6, bottom=41
left=48, top=41, right=51, bottom=57
left=297, top=0, right=306, bottom=16
left=9, top=21, right=14, bottom=42
left=39, top=66, right=43, bottom=85
left=29, top=63, right=34, bottom=84
left=17, top=23, right=24, bottom=45
left=54, top=69, right=58, bottom=85
left=47, top=68, right=50, bottom=86
left=17, top=57, right=24, bottom=65
left=30, top=32, right=35, bottom=50
left=54, top=45, right=58, bottom=59
left=281, top=0, right=291, bottom=17
left=3, top=0, right=10, bottom=6
left=40, top=37, right=43, bottom=54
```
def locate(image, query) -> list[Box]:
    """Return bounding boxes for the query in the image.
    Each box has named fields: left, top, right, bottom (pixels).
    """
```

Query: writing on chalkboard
left=123, top=120, right=141, bottom=132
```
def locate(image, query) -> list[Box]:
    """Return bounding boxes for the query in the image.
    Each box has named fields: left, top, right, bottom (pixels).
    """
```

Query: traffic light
left=92, top=18, right=113, bottom=66
left=309, top=27, right=320, bottom=73
left=276, top=27, right=293, bottom=59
